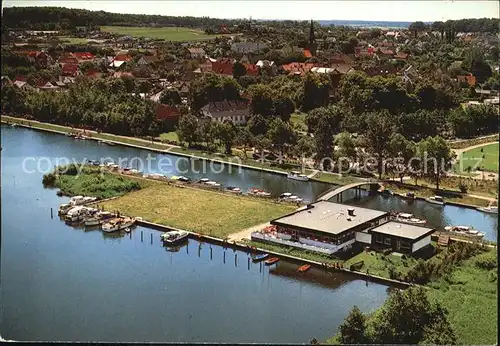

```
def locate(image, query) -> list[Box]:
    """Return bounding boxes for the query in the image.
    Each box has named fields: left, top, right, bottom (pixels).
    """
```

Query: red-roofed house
left=393, top=52, right=409, bottom=61
left=457, top=74, right=477, bottom=87
left=377, top=48, right=395, bottom=58
left=212, top=58, right=234, bottom=76
left=72, top=52, right=95, bottom=61
left=304, top=49, right=313, bottom=58
left=114, top=54, right=133, bottom=62
left=243, top=63, right=259, bottom=77
left=85, top=69, right=103, bottom=79
left=27, top=51, right=49, bottom=67
left=156, top=104, right=182, bottom=121
left=113, top=71, right=134, bottom=79
left=61, top=64, right=80, bottom=77
left=281, top=62, right=316, bottom=76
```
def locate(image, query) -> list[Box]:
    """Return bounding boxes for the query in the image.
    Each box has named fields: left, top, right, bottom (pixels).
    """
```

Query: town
left=0, top=4, right=498, bottom=346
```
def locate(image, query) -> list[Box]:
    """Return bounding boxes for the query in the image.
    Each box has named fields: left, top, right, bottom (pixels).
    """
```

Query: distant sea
left=318, top=20, right=413, bottom=29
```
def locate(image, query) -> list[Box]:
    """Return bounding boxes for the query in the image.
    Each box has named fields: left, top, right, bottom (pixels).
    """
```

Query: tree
left=249, top=84, right=274, bottom=117
left=302, top=72, right=331, bottom=112
left=409, top=21, right=428, bottom=38
left=235, top=127, right=255, bottom=158
left=159, top=88, right=181, bottom=105
left=335, top=132, right=358, bottom=172
left=176, top=113, right=199, bottom=147
left=218, top=121, right=237, bottom=154
left=461, top=48, right=493, bottom=83
left=365, top=287, right=457, bottom=344
left=388, top=133, right=416, bottom=182
left=338, top=306, right=367, bottom=344
left=314, top=115, right=335, bottom=171
left=305, top=105, right=343, bottom=134
left=418, top=135, right=454, bottom=190
left=363, top=111, right=396, bottom=179
left=267, top=118, right=297, bottom=162
left=294, top=136, right=315, bottom=168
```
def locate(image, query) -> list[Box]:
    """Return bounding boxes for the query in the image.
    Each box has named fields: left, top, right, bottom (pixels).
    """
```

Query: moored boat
left=101, top=217, right=136, bottom=233
left=477, top=205, right=498, bottom=214
left=64, top=206, right=91, bottom=222
left=264, top=257, right=280, bottom=265
left=395, top=212, right=426, bottom=225
left=298, top=264, right=311, bottom=272
left=84, top=211, right=114, bottom=227
left=444, top=225, right=485, bottom=238
left=401, top=192, right=415, bottom=200
left=252, top=253, right=269, bottom=262
left=287, top=171, right=309, bottom=181
left=226, top=186, right=242, bottom=194
left=425, top=196, right=445, bottom=206
left=249, top=188, right=271, bottom=198
left=160, top=230, right=189, bottom=245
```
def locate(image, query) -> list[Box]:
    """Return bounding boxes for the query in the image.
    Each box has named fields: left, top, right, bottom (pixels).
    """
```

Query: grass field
left=58, top=36, right=92, bottom=44
left=454, top=142, right=499, bottom=173
left=100, top=26, right=224, bottom=41
left=158, top=131, right=180, bottom=143
left=426, top=253, right=498, bottom=344
left=102, top=182, right=295, bottom=238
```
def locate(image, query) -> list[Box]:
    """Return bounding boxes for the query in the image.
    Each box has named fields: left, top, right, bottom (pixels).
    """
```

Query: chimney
left=347, top=208, right=355, bottom=217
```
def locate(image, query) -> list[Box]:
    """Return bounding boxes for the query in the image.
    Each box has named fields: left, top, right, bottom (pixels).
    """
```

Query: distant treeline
left=3, top=6, right=499, bottom=33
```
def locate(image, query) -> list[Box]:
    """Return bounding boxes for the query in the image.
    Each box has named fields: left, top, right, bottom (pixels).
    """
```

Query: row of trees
left=1, top=78, right=162, bottom=137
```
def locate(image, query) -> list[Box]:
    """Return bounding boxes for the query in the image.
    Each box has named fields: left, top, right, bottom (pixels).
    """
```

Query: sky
left=1, top=0, right=499, bottom=22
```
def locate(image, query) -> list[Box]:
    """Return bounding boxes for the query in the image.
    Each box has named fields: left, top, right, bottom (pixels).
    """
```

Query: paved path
left=227, top=222, right=270, bottom=242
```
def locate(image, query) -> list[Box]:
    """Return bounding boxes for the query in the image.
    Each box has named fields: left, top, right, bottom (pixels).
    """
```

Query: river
left=0, top=125, right=497, bottom=342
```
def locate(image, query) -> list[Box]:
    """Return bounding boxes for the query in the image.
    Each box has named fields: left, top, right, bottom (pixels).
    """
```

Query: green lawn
left=290, top=112, right=308, bottom=133
left=343, top=250, right=419, bottom=278
left=58, top=36, right=92, bottom=44
left=100, top=26, right=225, bottom=41
left=158, top=131, right=179, bottom=143
left=454, top=142, right=499, bottom=173
left=102, top=182, right=295, bottom=238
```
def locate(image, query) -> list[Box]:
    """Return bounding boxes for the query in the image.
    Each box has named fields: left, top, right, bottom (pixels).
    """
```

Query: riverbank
left=3, top=115, right=496, bottom=207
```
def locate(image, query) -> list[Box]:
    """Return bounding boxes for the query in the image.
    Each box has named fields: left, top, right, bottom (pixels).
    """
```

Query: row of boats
left=400, top=192, right=498, bottom=214
left=251, top=253, right=312, bottom=271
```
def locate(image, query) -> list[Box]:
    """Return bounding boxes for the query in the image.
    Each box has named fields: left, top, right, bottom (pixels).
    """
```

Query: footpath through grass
left=102, top=182, right=295, bottom=238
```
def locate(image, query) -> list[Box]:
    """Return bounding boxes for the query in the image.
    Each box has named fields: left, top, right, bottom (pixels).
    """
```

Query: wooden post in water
left=247, top=257, right=250, bottom=270
left=210, top=246, right=213, bottom=260
left=141, top=231, right=143, bottom=242
left=50, top=208, right=53, bottom=219
left=150, top=233, right=153, bottom=244
left=223, top=250, right=226, bottom=264
left=234, top=253, right=237, bottom=267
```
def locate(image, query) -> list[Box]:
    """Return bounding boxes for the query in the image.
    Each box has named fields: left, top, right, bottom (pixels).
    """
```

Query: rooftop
left=272, top=201, right=388, bottom=235
left=368, top=221, right=435, bottom=240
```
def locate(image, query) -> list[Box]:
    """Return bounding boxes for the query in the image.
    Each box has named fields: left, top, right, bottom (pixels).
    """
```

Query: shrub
left=42, top=173, right=56, bottom=187
left=459, top=183, right=468, bottom=193
left=474, top=251, right=497, bottom=270
left=383, top=248, right=392, bottom=255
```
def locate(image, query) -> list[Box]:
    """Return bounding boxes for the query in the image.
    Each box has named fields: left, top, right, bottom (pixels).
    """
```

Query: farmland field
left=100, top=26, right=225, bottom=41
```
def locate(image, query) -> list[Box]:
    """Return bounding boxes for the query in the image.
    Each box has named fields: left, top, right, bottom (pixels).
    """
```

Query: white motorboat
left=425, top=196, right=445, bottom=206
left=69, top=196, right=85, bottom=205
left=82, top=196, right=97, bottom=204
left=58, top=203, right=73, bottom=216
left=84, top=211, right=114, bottom=227
left=205, top=181, right=221, bottom=187
left=444, top=225, right=485, bottom=238
left=477, top=205, right=498, bottom=214
left=64, top=206, right=91, bottom=222
left=395, top=213, right=427, bottom=225
left=226, top=186, right=242, bottom=194
left=101, top=217, right=136, bottom=233
left=160, top=230, right=189, bottom=245
left=279, top=192, right=292, bottom=199
left=287, top=171, right=309, bottom=181
left=199, top=178, right=210, bottom=183
left=279, top=192, right=303, bottom=203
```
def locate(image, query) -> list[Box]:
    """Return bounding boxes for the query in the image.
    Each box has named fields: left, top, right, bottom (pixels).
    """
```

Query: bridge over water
left=316, top=181, right=384, bottom=202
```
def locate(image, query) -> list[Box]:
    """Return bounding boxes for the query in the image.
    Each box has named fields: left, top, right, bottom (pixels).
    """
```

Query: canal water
left=1, top=125, right=392, bottom=342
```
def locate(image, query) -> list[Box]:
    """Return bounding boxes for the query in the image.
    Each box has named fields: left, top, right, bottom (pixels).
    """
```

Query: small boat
left=426, top=196, right=445, bottom=206
left=178, top=176, right=191, bottom=182
left=279, top=192, right=292, bottom=199
left=69, top=196, right=85, bottom=206
left=84, top=211, right=114, bottom=227
left=252, top=253, right=269, bottom=262
left=298, top=264, right=311, bottom=272
left=58, top=203, right=73, bottom=215
left=205, top=181, right=220, bottom=186
left=249, top=188, right=271, bottom=198
left=199, top=178, right=210, bottom=183
left=226, top=186, right=242, bottom=194
left=287, top=171, right=309, bottom=181
left=477, top=206, right=498, bottom=214
left=402, top=192, right=415, bottom=200
left=102, top=217, right=136, bottom=233
left=444, top=225, right=485, bottom=238
left=82, top=196, right=97, bottom=204
left=160, top=230, right=189, bottom=245
left=64, top=206, right=90, bottom=222
left=124, top=227, right=131, bottom=233
left=395, top=213, right=426, bottom=225
left=264, top=257, right=280, bottom=265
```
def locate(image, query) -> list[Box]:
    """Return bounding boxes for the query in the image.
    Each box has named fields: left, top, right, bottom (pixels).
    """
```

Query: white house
left=200, top=100, right=250, bottom=125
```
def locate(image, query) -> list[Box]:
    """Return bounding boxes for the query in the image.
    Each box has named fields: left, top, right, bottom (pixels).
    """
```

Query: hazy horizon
left=2, top=1, right=499, bottom=22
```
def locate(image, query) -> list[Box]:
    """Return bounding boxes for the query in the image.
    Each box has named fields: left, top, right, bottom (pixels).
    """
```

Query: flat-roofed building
left=252, top=201, right=435, bottom=255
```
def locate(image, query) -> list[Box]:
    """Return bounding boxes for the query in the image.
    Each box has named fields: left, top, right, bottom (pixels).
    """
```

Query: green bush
left=383, top=248, right=392, bottom=255
left=474, top=251, right=497, bottom=270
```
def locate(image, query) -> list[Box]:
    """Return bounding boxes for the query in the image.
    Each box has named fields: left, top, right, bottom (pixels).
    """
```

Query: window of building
left=400, top=240, right=412, bottom=249
left=375, top=234, right=383, bottom=244
left=384, top=237, right=392, bottom=245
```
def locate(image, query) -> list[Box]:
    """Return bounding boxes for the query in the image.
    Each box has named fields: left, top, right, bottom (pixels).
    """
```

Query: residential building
left=457, top=74, right=477, bottom=87
left=281, top=62, right=316, bottom=76
left=137, top=55, right=162, bottom=66
left=243, top=63, right=259, bottom=77
left=200, top=100, right=250, bottom=125
left=156, top=104, right=182, bottom=121
left=61, top=64, right=80, bottom=77
left=212, top=58, right=235, bottom=76
left=186, top=47, right=206, bottom=59
left=231, top=42, right=268, bottom=54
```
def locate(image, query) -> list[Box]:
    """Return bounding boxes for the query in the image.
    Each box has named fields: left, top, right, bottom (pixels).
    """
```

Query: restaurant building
left=251, top=201, right=434, bottom=255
